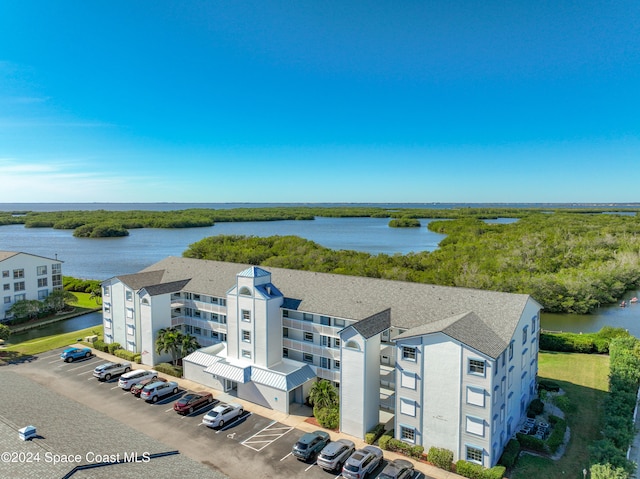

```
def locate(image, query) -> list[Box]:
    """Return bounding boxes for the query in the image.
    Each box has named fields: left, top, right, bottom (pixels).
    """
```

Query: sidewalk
left=89, top=346, right=465, bottom=479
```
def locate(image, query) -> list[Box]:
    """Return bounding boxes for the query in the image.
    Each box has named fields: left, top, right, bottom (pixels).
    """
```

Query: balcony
left=171, top=315, right=228, bottom=334
left=283, top=338, right=340, bottom=360
left=316, top=368, right=340, bottom=383
left=380, top=365, right=395, bottom=389
left=283, top=317, right=344, bottom=337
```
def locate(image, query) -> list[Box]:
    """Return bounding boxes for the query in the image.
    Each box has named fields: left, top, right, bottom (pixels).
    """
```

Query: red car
left=131, top=377, right=166, bottom=397
left=173, top=391, right=216, bottom=414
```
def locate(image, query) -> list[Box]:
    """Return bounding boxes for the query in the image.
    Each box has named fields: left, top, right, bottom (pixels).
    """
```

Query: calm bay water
left=2, top=203, right=638, bottom=338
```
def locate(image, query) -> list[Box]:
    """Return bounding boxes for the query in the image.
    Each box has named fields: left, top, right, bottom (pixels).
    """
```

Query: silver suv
left=317, top=438, right=355, bottom=471
left=342, top=445, right=383, bottom=479
left=93, top=361, right=131, bottom=381
left=140, top=380, right=179, bottom=402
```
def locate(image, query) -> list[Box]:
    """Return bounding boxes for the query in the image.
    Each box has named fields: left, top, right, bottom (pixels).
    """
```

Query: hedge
left=427, top=447, right=454, bottom=471
left=516, top=433, right=546, bottom=453
left=365, top=423, right=386, bottom=445
left=114, top=349, right=141, bottom=363
left=546, top=415, right=567, bottom=454
left=92, top=339, right=108, bottom=353
left=540, top=326, right=629, bottom=354
left=378, top=431, right=393, bottom=451
left=498, top=439, right=520, bottom=468
left=107, top=342, right=122, bottom=355
left=154, top=362, right=183, bottom=378
left=455, top=460, right=506, bottom=479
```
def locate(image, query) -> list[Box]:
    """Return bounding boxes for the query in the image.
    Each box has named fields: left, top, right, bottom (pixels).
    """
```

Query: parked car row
left=292, top=431, right=409, bottom=479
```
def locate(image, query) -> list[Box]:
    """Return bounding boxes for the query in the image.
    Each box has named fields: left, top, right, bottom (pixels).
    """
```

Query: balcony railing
left=283, top=338, right=341, bottom=360
left=283, top=317, right=346, bottom=337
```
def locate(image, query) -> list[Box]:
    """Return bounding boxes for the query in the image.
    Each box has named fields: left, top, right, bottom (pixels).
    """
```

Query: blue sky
left=1, top=1, right=639, bottom=203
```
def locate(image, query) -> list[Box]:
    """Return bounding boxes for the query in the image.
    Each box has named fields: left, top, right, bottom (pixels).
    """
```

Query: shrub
left=498, top=439, right=520, bottom=468
left=133, top=354, right=142, bottom=364
left=107, top=342, right=122, bottom=354
left=409, top=445, right=424, bottom=459
left=546, top=416, right=567, bottom=453
left=527, top=398, right=544, bottom=417
left=365, top=423, right=386, bottom=444
left=378, top=432, right=393, bottom=451
left=313, top=406, right=339, bottom=430
left=427, top=446, right=454, bottom=471
left=552, top=394, right=575, bottom=413
left=114, top=349, right=138, bottom=362
left=154, top=362, right=183, bottom=378
left=537, top=378, right=560, bottom=392
left=516, top=433, right=546, bottom=453
left=92, top=339, right=108, bottom=352
left=455, top=460, right=505, bottom=479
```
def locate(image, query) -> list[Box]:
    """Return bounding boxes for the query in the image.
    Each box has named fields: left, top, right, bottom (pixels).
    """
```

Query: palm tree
left=179, top=332, right=201, bottom=359
left=155, top=327, right=181, bottom=365
left=89, top=288, right=102, bottom=305
left=308, top=379, right=339, bottom=409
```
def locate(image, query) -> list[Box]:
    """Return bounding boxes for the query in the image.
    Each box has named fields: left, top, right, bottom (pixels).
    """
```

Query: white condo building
left=1, top=251, right=64, bottom=321
left=101, top=256, right=541, bottom=467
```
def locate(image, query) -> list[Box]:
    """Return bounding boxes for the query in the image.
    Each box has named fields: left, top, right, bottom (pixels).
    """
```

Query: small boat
left=630, top=297, right=638, bottom=303
left=620, top=301, right=627, bottom=307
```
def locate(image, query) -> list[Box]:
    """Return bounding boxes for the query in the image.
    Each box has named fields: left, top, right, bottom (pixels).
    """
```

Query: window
left=508, top=366, right=514, bottom=388
left=320, top=357, right=330, bottom=369
left=402, top=346, right=417, bottom=361
left=508, top=341, right=514, bottom=360
left=521, top=349, right=528, bottom=368
left=282, top=348, right=289, bottom=358
left=321, top=335, right=329, bottom=347
left=282, top=309, right=289, bottom=318
left=304, top=332, right=314, bottom=342
left=531, top=316, right=537, bottom=333
left=401, top=371, right=416, bottom=389
left=466, top=416, right=485, bottom=436
left=320, top=316, right=330, bottom=325
left=37, top=265, right=47, bottom=275
left=104, top=304, right=111, bottom=313
left=303, top=313, right=313, bottom=322
left=333, top=318, right=345, bottom=327
left=242, top=330, right=251, bottom=343
left=125, top=290, right=133, bottom=301
left=193, top=294, right=201, bottom=301
left=14, top=282, right=25, bottom=292
left=466, top=446, right=483, bottom=464
left=242, top=350, right=252, bottom=359
left=501, top=377, right=506, bottom=395
left=400, top=399, right=416, bottom=417
left=126, top=325, right=135, bottom=336
left=14, top=294, right=25, bottom=302
left=522, top=326, right=528, bottom=344
left=493, top=386, right=499, bottom=405
left=239, top=286, right=251, bottom=296
left=3, top=284, right=9, bottom=291
left=103, top=287, right=110, bottom=297
left=126, top=308, right=134, bottom=319
left=466, top=387, right=485, bottom=407
left=345, top=340, right=360, bottom=350
left=193, top=310, right=201, bottom=318
left=2, top=271, right=8, bottom=278
left=52, top=263, right=61, bottom=274
left=469, top=359, right=485, bottom=376
left=303, top=353, right=313, bottom=363
left=283, top=327, right=289, bottom=338
left=334, top=360, right=340, bottom=370
left=501, top=351, right=505, bottom=367
left=400, top=426, right=415, bottom=443
left=38, top=290, right=48, bottom=300
left=13, top=269, right=24, bottom=279
left=4, top=296, right=10, bottom=304
left=193, top=327, right=202, bottom=335
left=37, top=278, right=48, bottom=288
left=333, top=338, right=341, bottom=348
left=241, top=309, right=251, bottom=322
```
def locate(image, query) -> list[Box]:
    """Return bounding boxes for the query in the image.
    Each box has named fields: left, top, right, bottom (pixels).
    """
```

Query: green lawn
left=71, top=291, right=102, bottom=309
left=1, top=325, right=103, bottom=358
left=511, top=351, right=609, bottom=479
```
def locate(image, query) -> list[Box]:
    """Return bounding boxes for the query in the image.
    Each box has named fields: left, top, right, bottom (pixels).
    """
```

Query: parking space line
left=77, top=369, right=94, bottom=375
left=164, top=407, right=174, bottom=413
left=280, top=452, right=292, bottom=461
left=305, top=463, right=316, bottom=472
left=241, top=421, right=294, bottom=452
left=67, top=363, right=93, bottom=372
left=110, top=385, right=120, bottom=390
left=48, top=358, right=61, bottom=364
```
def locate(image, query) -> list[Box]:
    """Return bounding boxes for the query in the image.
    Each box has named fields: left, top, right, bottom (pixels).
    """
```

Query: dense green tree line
left=184, top=212, right=640, bottom=313
left=2, top=206, right=638, bottom=237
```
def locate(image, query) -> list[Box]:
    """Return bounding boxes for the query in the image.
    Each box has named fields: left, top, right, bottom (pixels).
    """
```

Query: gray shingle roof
left=352, top=308, right=392, bottom=339
left=132, top=256, right=535, bottom=351
left=0, top=250, right=62, bottom=263
left=142, top=279, right=192, bottom=296
left=394, top=311, right=508, bottom=359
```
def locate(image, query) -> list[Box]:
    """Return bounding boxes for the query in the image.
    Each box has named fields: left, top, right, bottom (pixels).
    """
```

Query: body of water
left=2, top=203, right=639, bottom=338
left=8, top=311, right=104, bottom=344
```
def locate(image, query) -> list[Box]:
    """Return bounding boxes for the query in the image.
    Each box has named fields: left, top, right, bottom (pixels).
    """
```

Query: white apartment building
left=102, top=256, right=541, bottom=467
left=0, top=251, right=64, bottom=321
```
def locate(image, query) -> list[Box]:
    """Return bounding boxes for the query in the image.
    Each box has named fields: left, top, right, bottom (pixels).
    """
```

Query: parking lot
left=5, top=347, right=432, bottom=479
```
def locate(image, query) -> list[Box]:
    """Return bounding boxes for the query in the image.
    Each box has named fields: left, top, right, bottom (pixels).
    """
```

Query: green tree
left=44, top=290, right=78, bottom=312
left=179, top=332, right=201, bottom=359
left=591, top=463, right=631, bottom=479
left=89, top=288, right=102, bottom=305
left=8, top=299, right=42, bottom=320
left=0, top=323, right=10, bottom=341
left=308, top=379, right=339, bottom=409
left=155, top=327, right=182, bottom=365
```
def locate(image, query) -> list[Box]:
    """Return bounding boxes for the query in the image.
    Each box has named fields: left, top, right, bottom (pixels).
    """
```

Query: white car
left=118, top=369, right=158, bottom=390
left=202, top=402, right=243, bottom=428
left=93, top=361, right=132, bottom=381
